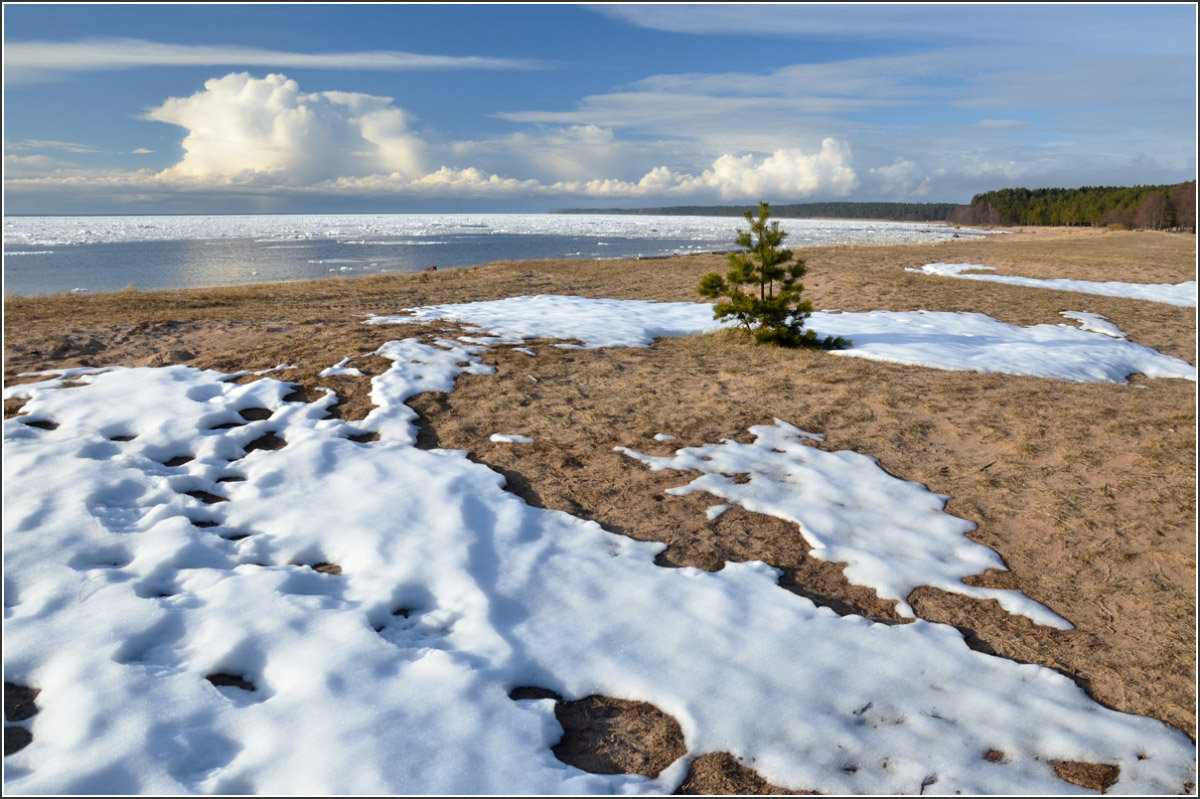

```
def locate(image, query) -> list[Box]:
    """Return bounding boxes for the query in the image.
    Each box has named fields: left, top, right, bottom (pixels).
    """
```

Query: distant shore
left=552, top=201, right=961, bottom=222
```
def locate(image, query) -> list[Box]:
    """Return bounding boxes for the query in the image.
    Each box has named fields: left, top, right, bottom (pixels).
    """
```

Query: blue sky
left=3, top=3, right=1196, bottom=214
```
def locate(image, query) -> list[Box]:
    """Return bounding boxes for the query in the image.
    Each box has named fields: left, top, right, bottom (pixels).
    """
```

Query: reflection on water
left=3, top=215, right=994, bottom=297
left=3, top=232, right=731, bottom=296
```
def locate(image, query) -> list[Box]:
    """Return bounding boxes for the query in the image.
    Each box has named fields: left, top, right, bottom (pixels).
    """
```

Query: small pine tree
left=699, top=201, right=850, bottom=349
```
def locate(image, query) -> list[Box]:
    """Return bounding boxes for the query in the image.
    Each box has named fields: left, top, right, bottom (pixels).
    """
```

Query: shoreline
left=2, top=216, right=996, bottom=299
left=4, top=225, right=1157, bottom=301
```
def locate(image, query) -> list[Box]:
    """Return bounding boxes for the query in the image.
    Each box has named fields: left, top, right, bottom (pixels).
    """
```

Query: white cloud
left=496, top=30, right=1194, bottom=186
left=499, top=91, right=880, bottom=147
left=314, top=140, right=859, bottom=202
left=450, top=125, right=670, bottom=185
left=592, top=4, right=1195, bottom=56
left=5, top=153, right=76, bottom=173
left=700, top=141, right=860, bottom=199
left=869, top=159, right=933, bottom=197
left=628, top=53, right=959, bottom=103
left=592, top=4, right=944, bottom=38
left=325, top=166, right=542, bottom=196
left=8, top=67, right=865, bottom=206
left=556, top=139, right=859, bottom=200
left=131, top=72, right=858, bottom=202
left=4, top=38, right=543, bottom=83
left=143, top=73, right=428, bottom=185
left=5, top=138, right=103, bottom=154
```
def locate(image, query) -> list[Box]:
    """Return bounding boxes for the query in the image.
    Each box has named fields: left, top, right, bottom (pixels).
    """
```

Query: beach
left=3, top=227, right=1196, bottom=794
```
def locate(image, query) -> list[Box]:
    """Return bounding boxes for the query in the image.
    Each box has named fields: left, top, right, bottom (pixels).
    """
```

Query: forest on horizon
left=555, top=181, right=1197, bottom=232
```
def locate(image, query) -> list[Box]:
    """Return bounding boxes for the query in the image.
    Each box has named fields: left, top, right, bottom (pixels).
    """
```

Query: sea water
left=3, top=213, right=993, bottom=296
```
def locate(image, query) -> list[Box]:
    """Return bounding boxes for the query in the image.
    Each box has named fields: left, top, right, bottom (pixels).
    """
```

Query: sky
left=2, top=3, right=1197, bottom=214
left=4, top=291, right=1196, bottom=794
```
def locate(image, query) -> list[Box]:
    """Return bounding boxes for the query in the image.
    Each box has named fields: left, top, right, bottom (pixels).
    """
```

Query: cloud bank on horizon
left=2, top=4, right=1195, bottom=213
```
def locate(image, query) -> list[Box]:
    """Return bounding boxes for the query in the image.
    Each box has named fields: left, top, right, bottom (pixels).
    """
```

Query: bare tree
left=1169, top=181, right=1196, bottom=233
left=1134, top=191, right=1169, bottom=231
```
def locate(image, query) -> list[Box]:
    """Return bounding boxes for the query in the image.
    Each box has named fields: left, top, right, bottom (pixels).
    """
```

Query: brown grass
left=551, top=695, right=686, bottom=778
left=3, top=227, right=1196, bottom=790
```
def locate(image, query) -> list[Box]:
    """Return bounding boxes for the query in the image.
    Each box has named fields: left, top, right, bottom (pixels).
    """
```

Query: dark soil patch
left=4, top=726, right=33, bottom=756
left=205, top=673, right=256, bottom=692
left=1051, top=759, right=1120, bottom=791
left=675, top=752, right=815, bottom=795
left=311, top=562, right=342, bottom=575
left=4, top=683, right=39, bottom=723
left=184, top=490, right=229, bottom=505
left=243, top=432, right=287, bottom=453
left=552, top=695, right=686, bottom=778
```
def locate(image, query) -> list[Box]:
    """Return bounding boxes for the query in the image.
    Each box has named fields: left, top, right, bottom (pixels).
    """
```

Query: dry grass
left=3, top=227, right=1196, bottom=791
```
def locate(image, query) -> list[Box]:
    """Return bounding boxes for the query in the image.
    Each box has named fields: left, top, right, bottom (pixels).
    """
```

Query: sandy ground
left=3, top=227, right=1196, bottom=793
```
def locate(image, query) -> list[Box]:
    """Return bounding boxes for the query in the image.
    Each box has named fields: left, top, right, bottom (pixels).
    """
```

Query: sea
left=2, top=213, right=995, bottom=297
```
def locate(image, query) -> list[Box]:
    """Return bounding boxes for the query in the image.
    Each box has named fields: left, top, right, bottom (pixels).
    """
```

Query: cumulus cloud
left=11, top=71, right=860, bottom=207
left=557, top=139, right=859, bottom=200
left=700, top=141, right=860, bottom=199
left=325, top=166, right=542, bottom=196
left=144, top=72, right=428, bottom=185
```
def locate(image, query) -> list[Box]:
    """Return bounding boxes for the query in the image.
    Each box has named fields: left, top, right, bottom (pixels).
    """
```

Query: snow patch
left=1060, top=311, right=1128, bottom=339
left=909, top=263, right=1198, bottom=307
left=617, top=418, right=1072, bottom=629
left=490, top=433, right=534, bottom=444
left=372, top=296, right=1196, bottom=383
left=371, top=295, right=725, bottom=349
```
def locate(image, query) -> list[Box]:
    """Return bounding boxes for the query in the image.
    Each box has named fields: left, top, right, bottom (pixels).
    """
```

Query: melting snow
left=373, top=295, right=725, bottom=349
left=618, top=419, right=1069, bottom=627
left=490, top=433, right=534, bottom=444
left=909, top=263, right=1198, bottom=307
left=372, top=295, right=1196, bottom=383
left=813, top=309, right=1195, bottom=383
left=1061, top=311, right=1129, bottom=339
left=705, top=504, right=733, bottom=521
left=4, top=294, right=1196, bottom=795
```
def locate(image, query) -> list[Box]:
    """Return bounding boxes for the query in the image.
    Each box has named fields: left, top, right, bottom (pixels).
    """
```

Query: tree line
left=946, top=182, right=1196, bottom=232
